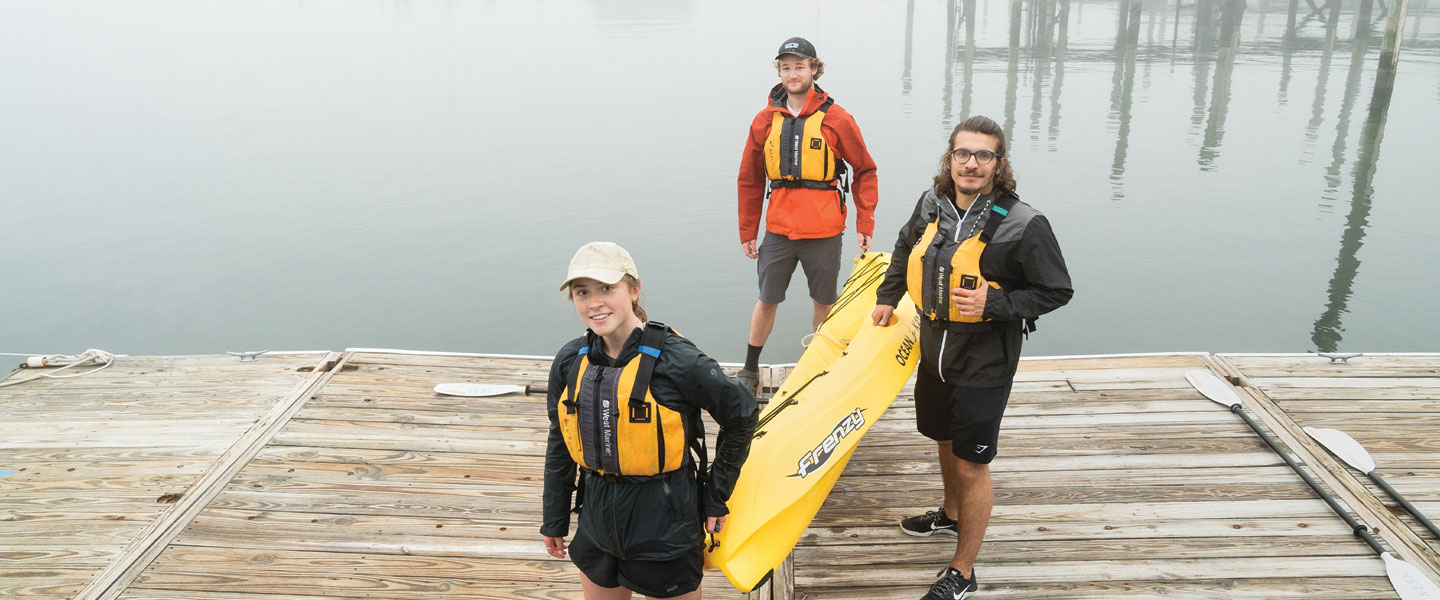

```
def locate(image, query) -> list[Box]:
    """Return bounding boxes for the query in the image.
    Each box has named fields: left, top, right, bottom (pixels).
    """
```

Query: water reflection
left=940, top=0, right=979, bottom=127
left=4, top=0, right=1430, bottom=357
left=1303, top=0, right=1342, bottom=157
left=1199, top=0, right=1245, bottom=170
left=963, top=0, right=978, bottom=120
left=1030, top=0, right=1056, bottom=146
left=1321, top=3, right=1375, bottom=206
left=1109, top=29, right=1137, bottom=200
left=1312, top=78, right=1394, bottom=351
left=903, top=0, right=915, bottom=109
left=939, top=0, right=1412, bottom=348
left=1049, top=0, right=1071, bottom=149
left=1005, top=0, right=1022, bottom=139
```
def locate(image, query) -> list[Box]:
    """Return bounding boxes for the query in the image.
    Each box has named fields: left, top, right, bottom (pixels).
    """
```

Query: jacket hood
left=766, top=83, right=830, bottom=117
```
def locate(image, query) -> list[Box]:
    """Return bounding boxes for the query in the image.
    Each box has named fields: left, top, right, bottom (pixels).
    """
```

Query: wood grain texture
left=24, top=352, right=1435, bottom=599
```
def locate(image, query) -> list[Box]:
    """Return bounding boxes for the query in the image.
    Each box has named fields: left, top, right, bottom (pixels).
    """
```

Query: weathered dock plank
left=10, top=350, right=1437, bottom=599
left=788, top=353, right=1416, bottom=599
left=119, top=352, right=749, bottom=599
left=1222, top=353, right=1440, bottom=566
left=0, top=353, right=331, bottom=600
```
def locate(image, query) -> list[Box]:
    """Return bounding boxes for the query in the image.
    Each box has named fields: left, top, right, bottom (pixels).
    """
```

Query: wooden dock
left=3, top=351, right=1438, bottom=599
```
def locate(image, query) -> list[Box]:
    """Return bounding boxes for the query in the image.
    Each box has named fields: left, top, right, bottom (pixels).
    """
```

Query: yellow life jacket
left=557, top=322, right=688, bottom=477
left=906, top=195, right=1017, bottom=322
left=764, top=97, right=846, bottom=192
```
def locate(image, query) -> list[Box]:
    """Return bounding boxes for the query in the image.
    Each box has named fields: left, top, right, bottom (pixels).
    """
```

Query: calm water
left=3, top=0, right=1439, bottom=363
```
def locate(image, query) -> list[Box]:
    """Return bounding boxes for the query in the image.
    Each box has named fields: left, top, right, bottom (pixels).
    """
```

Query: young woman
left=542, top=241, right=758, bottom=599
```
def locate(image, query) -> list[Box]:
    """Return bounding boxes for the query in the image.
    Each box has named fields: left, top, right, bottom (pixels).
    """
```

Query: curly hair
left=772, top=56, right=825, bottom=80
left=931, top=116, right=1016, bottom=199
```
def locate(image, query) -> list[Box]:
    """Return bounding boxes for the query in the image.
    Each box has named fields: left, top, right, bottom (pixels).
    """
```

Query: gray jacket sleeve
left=983, top=215, right=1074, bottom=321
left=540, top=341, right=582, bottom=538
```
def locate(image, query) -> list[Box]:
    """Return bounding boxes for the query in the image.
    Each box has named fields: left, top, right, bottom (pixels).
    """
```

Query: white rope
left=0, top=349, right=117, bottom=388
left=800, top=331, right=850, bottom=350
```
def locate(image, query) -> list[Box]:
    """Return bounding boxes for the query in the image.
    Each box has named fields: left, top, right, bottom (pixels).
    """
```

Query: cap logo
left=785, top=42, right=799, bottom=49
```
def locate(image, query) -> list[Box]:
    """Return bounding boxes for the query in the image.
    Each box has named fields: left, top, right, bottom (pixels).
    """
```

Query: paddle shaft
left=1227, top=405, right=1386, bottom=555
left=1372, top=471, right=1440, bottom=540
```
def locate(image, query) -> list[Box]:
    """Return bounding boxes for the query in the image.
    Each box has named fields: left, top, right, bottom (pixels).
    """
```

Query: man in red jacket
left=735, top=36, right=879, bottom=395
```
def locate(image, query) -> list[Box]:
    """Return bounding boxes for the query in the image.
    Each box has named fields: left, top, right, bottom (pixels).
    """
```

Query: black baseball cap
left=775, top=37, right=817, bottom=60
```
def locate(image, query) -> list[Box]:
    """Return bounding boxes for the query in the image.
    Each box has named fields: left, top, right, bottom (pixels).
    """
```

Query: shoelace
left=921, top=509, right=949, bottom=526
left=932, top=568, right=969, bottom=596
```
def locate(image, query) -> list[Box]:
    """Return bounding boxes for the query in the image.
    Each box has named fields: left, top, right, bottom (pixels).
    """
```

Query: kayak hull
left=704, top=253, right=921, bottom=591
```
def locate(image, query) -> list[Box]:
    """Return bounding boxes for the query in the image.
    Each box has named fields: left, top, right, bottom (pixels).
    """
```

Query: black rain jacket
left=876, top=187, right=1074, bottom=387
left=541, top=326, right=758, bottom=560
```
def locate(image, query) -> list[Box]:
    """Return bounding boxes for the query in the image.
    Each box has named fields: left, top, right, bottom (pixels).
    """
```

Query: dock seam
left=1208, top=354, right=1440, bottom=580
left=72, top=350, right=353, bottom=600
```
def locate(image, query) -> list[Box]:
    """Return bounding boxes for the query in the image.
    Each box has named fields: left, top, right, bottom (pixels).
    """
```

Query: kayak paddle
left=1186, top=370, right=1440, bottom=599
left=1305, top=426, right=1440, bottom=541
left=433, top=383, right=547, bottom=397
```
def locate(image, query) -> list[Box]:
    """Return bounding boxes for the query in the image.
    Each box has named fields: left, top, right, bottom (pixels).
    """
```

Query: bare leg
left=812, top=301, right=832, bottom=331
left=939, top=444, right=993, bottom=578
left=580, top=570, right=633, bottom=600
left=937, top=441, right=961, bottom=521
left=748, top=300, right=779, bottom=346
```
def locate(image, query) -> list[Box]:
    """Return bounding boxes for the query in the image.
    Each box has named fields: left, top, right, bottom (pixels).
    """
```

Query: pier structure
left=3, top=351, right=1439, bottom=598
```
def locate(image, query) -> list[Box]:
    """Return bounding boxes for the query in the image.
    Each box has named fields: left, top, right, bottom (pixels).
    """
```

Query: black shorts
left=913, top=366, right=1012, bottom=464
left=756, top=231, right=842, bottom=305
left=569, top=530, right=703, bottom=598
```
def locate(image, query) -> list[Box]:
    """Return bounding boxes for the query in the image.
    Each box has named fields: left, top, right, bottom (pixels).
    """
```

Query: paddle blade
left=1382, top=552, right=1440, bottom=600
left=1185, top=370, right=1242, bottom=408
left=433, top=383, right=525, bottom=397
left=1304, top=427, right=1377, bottom=474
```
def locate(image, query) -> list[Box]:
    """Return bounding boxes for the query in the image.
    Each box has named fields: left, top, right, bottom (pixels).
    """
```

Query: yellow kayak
left=705, top=252, right=922, bottom=591
left=771, top=252, right=892, bottom=403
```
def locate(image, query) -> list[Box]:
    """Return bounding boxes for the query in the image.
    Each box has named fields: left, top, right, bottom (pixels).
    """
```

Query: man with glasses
left=735, top=36, right=879, bottom=396
left=871, top=116, right=1072, bottom=599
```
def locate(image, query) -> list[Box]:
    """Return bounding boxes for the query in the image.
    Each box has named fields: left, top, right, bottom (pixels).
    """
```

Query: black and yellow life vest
left=764, top=97, right=847, bottom=193
left=558, top=322, right=688, bottom=477
left=907, top=194, right=1019, bottom=323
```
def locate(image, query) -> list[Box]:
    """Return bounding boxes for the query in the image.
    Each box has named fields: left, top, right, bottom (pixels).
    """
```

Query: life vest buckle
left=628, top=400, right=652, bottom=423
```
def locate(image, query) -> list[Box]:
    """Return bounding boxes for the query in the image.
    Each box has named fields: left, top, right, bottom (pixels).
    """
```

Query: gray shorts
left=756, top=231, right=842, bottom=305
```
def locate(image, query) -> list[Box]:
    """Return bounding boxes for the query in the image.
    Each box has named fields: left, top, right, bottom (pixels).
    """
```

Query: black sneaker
left=921, top=567, right=977, bottom=600
left=900, top=507, right=958, bottom=537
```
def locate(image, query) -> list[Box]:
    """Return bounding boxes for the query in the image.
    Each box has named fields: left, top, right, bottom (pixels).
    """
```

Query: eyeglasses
left=949, top=148, right=1001, bottom=165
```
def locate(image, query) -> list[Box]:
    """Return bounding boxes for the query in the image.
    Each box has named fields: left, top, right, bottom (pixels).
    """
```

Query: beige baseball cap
left=559, top=242, right=640, bottom=290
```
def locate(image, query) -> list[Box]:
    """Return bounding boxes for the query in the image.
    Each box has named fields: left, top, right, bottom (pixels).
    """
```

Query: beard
left=954, top=170, right=993, bottom=196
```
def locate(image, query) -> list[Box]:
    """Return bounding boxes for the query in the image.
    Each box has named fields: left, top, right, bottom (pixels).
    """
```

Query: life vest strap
left=977, top=194, right=1020, bottom=244
left=563, top=346, right=590, bottom=414
left=626, top=322, right=668, bottom=423
left=578, top=466, right=676, bottom=484
left=768, top=178, right=840, bottom=190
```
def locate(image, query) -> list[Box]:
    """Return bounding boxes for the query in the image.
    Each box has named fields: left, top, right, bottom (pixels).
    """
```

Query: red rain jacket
left=737, top=84, right=878, bottom=242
